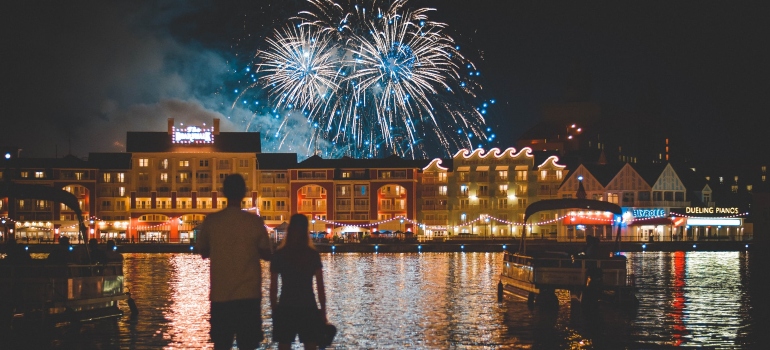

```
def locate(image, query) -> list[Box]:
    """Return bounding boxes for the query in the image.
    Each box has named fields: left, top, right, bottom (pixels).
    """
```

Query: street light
left=485, top=216, right=490, bottom=239
left=311, top=217, right=316, bottom=235
left=400, top=218, right=404, bottom=233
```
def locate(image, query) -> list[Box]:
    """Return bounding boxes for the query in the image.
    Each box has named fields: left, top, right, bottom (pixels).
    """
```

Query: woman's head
left=280, top=213, right=313, bottom=249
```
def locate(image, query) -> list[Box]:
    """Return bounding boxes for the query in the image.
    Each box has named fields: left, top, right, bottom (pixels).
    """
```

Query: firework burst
left=242, top=0, right=493, bottom=158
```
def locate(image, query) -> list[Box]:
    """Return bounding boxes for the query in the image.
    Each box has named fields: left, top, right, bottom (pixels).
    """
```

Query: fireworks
left=241, top=0, right=493, bottom=158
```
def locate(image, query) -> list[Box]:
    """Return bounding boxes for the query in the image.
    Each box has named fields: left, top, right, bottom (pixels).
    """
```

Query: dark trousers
left=210, top=299, right=263, bottom=350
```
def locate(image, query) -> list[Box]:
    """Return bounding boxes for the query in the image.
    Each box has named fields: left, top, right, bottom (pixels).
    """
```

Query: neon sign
left=630, top=208, right=666, bottom=218
left=172, top=126, right=214, bottom=144
left=685, top=207, right=739, bottom=214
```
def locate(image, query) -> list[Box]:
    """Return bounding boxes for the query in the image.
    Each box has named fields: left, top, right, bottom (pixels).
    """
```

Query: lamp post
left=312, top=218, right=316, bottom=235
left=485, top=217, right=490, bottom=239
left=400, top=218, right=404, bottom=233
left=89, top=219, right=95, bottom=242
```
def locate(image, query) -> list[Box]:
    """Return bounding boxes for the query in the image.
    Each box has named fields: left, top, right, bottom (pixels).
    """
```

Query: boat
left=0, top=183, right=133, bottom=330
left=500, top=181, right=637, bottom=308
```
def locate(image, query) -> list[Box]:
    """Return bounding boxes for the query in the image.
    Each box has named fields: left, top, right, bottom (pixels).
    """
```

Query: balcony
left=260, top=177, right=275, bottom=183
left=421, top=177, right=447, bottom=184
left=354, top=205, right=369, bottom=211
left=538, top=175, right=560, bottom=182
left=261, top=190, right=274, bottom=197
left=298, top=205, right=325, bottom=212
left=380, top=191, right=405, bottom=198
left=275, top=205, right=287, bottom=212
left=378, top=204, right=406, bottom=211
left=459, top=191, right=469, bottom=198
left=422, top=204, right=447, bottom=210
left=274, top=190, right=288, bottom=197
left=497, top=190, right=508, bottom=197
left=424, top=220, right=448, bottom=226
left=336, top=205, right=352, bottom=211
left=477, top=190, right=490, bottom=197
left=304, top=190, right=324, bottom=198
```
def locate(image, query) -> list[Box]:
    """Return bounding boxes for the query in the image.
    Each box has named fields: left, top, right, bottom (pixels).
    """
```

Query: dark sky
left=2, top=1, right=767, bottom=167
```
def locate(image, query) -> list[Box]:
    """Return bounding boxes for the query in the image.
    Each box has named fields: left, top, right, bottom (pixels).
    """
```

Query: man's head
left=223, top=174, right=246, bottom=204
left=59, top=236, right=70, bottom=245
left=89, top=238, right=98, bottom=249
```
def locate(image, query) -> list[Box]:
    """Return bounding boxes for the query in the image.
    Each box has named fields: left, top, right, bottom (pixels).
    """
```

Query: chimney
left=168, top=118, right=175, bottom=134
left=213, top=118, right=220, bottom=135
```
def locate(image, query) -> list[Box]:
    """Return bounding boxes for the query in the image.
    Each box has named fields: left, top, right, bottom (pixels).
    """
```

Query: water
left=7, top=251, right=768, bottom=349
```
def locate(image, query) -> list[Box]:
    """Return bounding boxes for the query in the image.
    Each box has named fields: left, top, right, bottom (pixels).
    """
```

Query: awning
left=629, top=218, right=673, bottom=226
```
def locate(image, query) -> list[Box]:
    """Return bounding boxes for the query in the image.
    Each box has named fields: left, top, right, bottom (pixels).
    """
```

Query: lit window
left=21, top=171, right=29, bottom=178
left=161, top=159, right=168, bottom=169
left=119, top=187, right=125, bottom=196
left=139, top=158, right=149, bottom=167
left=35, top=171, right=44, bottom=178
left=179, top=160, right=190, bottom=167
left=438, top=186, right=447, bottom=196
left=103, top=173, right=111, bottom=182
left=117, top=173, right=125, bottom=183
left=160, top=173, right=168, bottom=182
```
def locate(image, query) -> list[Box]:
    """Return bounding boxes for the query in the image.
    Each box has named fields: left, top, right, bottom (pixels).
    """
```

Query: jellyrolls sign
left=627, top=208, right=666, bottom=219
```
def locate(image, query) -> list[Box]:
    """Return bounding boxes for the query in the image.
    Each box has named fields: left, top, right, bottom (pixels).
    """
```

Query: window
left=460, top=185, right=469, bottom=197
left=517, top=198, right=527, bottom=208
left=438, top=186, right=447, bottom=196
left=239, top=159, right=249, bottom=168
left=262, top=200, right=272, bottom=210
left=21, top=171, right=28, bottom=178
left=276, top=200, right=287, bottom=211
left=497, top=170, right=508, bottom=181
left=337, top=185, right=349, bottom=196
left=355, top=184, right=368, bottom=196
left=556, top=170, right=563, bottom=180
left=179, top=160, right=190, bottom=167
left=103, top=173, right=111, bottom=182
left=479, top=199, right=489, bottom=209
left=515, top=170, right=527, bottom=181
left=703, top=194, right=711, bottom=203
left=139, top=158, right=149, bottom=167
left=138, top=173, right=149, bottom=182
left=200, top=159, right=209, bottom=167
left=116, top=201, right=126, bottom=210
left=179, top=173, right=189, bottom=182
left=276, top=173, right=286, bottom=181
left=477, top=171, right=488, bottom=180
left=75, top=172, right=84, bottom=180
left=622, top=192, right=635, bottom=204
left=460, top=199, right=469, bottom=209
left=516, top=184, right=527, bottom=196
left=498, top=198, right=508, bottom=209
left=218, top=160, right=230, bottom=169
left=160, top=173, right=168, bottom=182
left=498, top=184, right=508, bottom=196
left=36, top=200, right=50, bottom=210
left=731, top=185, right=738, bottom=193
left=161, top=159, right=168, bottom=169
left=478, top=185, right=489, bottom=196
left=342, top=171, right=351, bottom=178
left=118, top=187, right=125, bottom=196
left=101, top=200, right=112, bottom=209
left=117, top=173, right=125, bottom=183
left=379, top=171, right=391, bottom=179
left=35, top=171, right=45, bottom=178
left=438, top=173, right=447, bottom=182
left=607, top=193, right=619, bottom=204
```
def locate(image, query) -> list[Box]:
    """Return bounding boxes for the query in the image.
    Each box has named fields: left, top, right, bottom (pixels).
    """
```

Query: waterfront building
left=92, top=118, right=262, bottom=243
left=558, top=162, right=748, bottom=242
left=440, top=148, right=568, bottom=239
left=1, top=152, right=96, bottom=243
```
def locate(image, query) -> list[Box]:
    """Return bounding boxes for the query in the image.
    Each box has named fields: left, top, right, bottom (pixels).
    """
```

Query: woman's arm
left=315, top=268, right=327, bottom=323
left=270, top=272, right=279, bottom=310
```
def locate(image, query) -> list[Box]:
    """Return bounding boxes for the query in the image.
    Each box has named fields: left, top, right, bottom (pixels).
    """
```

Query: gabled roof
left=256, top=153, right=298, bottom=170
left=294, top=154, right=432, bottom=169
left=88, top=153, right=132, bottom=170
left=126, top=132, right=261, bottom=153
left=4, top=155, right=91, bottom=169
left=670, top=163, right=709, bottom=191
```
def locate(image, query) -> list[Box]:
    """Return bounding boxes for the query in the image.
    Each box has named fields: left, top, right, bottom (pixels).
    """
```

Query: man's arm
left=255, top=216, right=273, bottom=261
left=196, top=221, right=210, bottom=259
left=269, top=272, right=279, bottom=310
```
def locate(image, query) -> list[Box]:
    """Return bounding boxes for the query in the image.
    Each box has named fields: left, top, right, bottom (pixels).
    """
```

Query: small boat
left=0, top=183, right=133, bottom=330
left=500, top=181, right=637, bottom=308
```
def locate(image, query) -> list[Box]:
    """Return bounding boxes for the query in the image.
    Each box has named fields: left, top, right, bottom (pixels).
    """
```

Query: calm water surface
left=13, top=251, right=768, bottom=349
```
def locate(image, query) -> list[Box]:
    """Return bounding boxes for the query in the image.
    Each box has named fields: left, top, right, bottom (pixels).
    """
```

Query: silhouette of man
left=196, top=174, right=273, bottom=350
left=47, top=236, right=73, bottom=264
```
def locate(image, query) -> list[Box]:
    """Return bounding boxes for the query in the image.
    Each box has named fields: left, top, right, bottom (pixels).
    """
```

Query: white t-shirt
left=196, top=206, right=272, bottom=302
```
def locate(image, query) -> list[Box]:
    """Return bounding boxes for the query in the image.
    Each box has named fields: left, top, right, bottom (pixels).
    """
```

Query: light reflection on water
left=21, top=251, right=762, bottom=349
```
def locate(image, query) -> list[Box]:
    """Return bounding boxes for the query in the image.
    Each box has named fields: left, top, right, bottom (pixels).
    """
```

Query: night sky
left=1, top=1, right=767, bottom=167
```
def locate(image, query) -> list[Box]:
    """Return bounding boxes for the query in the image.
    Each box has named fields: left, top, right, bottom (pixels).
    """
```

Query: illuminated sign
left=686, top=218, right=742, bottom=226
left=172, top=126, right=214, bottom=144
left=685, top=207, right=739, bottom=214
left=630, top=208, right=666, bottom=218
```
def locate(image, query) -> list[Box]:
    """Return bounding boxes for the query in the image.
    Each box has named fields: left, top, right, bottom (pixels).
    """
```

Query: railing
left=274, top=191, right=288, bottom=197
left=421, top=178, right=447, bottom=184
left=298, top=205, right=325, bottom=212
left=336, top=205, right=352, bottom=211
left=275, top=206, right=287, bottom=212
left=354, top=205, right=369, bottom=211
left=422, top=205, right=448, bottom=210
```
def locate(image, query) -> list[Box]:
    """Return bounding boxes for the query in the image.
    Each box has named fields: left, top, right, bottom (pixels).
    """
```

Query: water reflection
left=19, top=251, right=760, bottom=349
